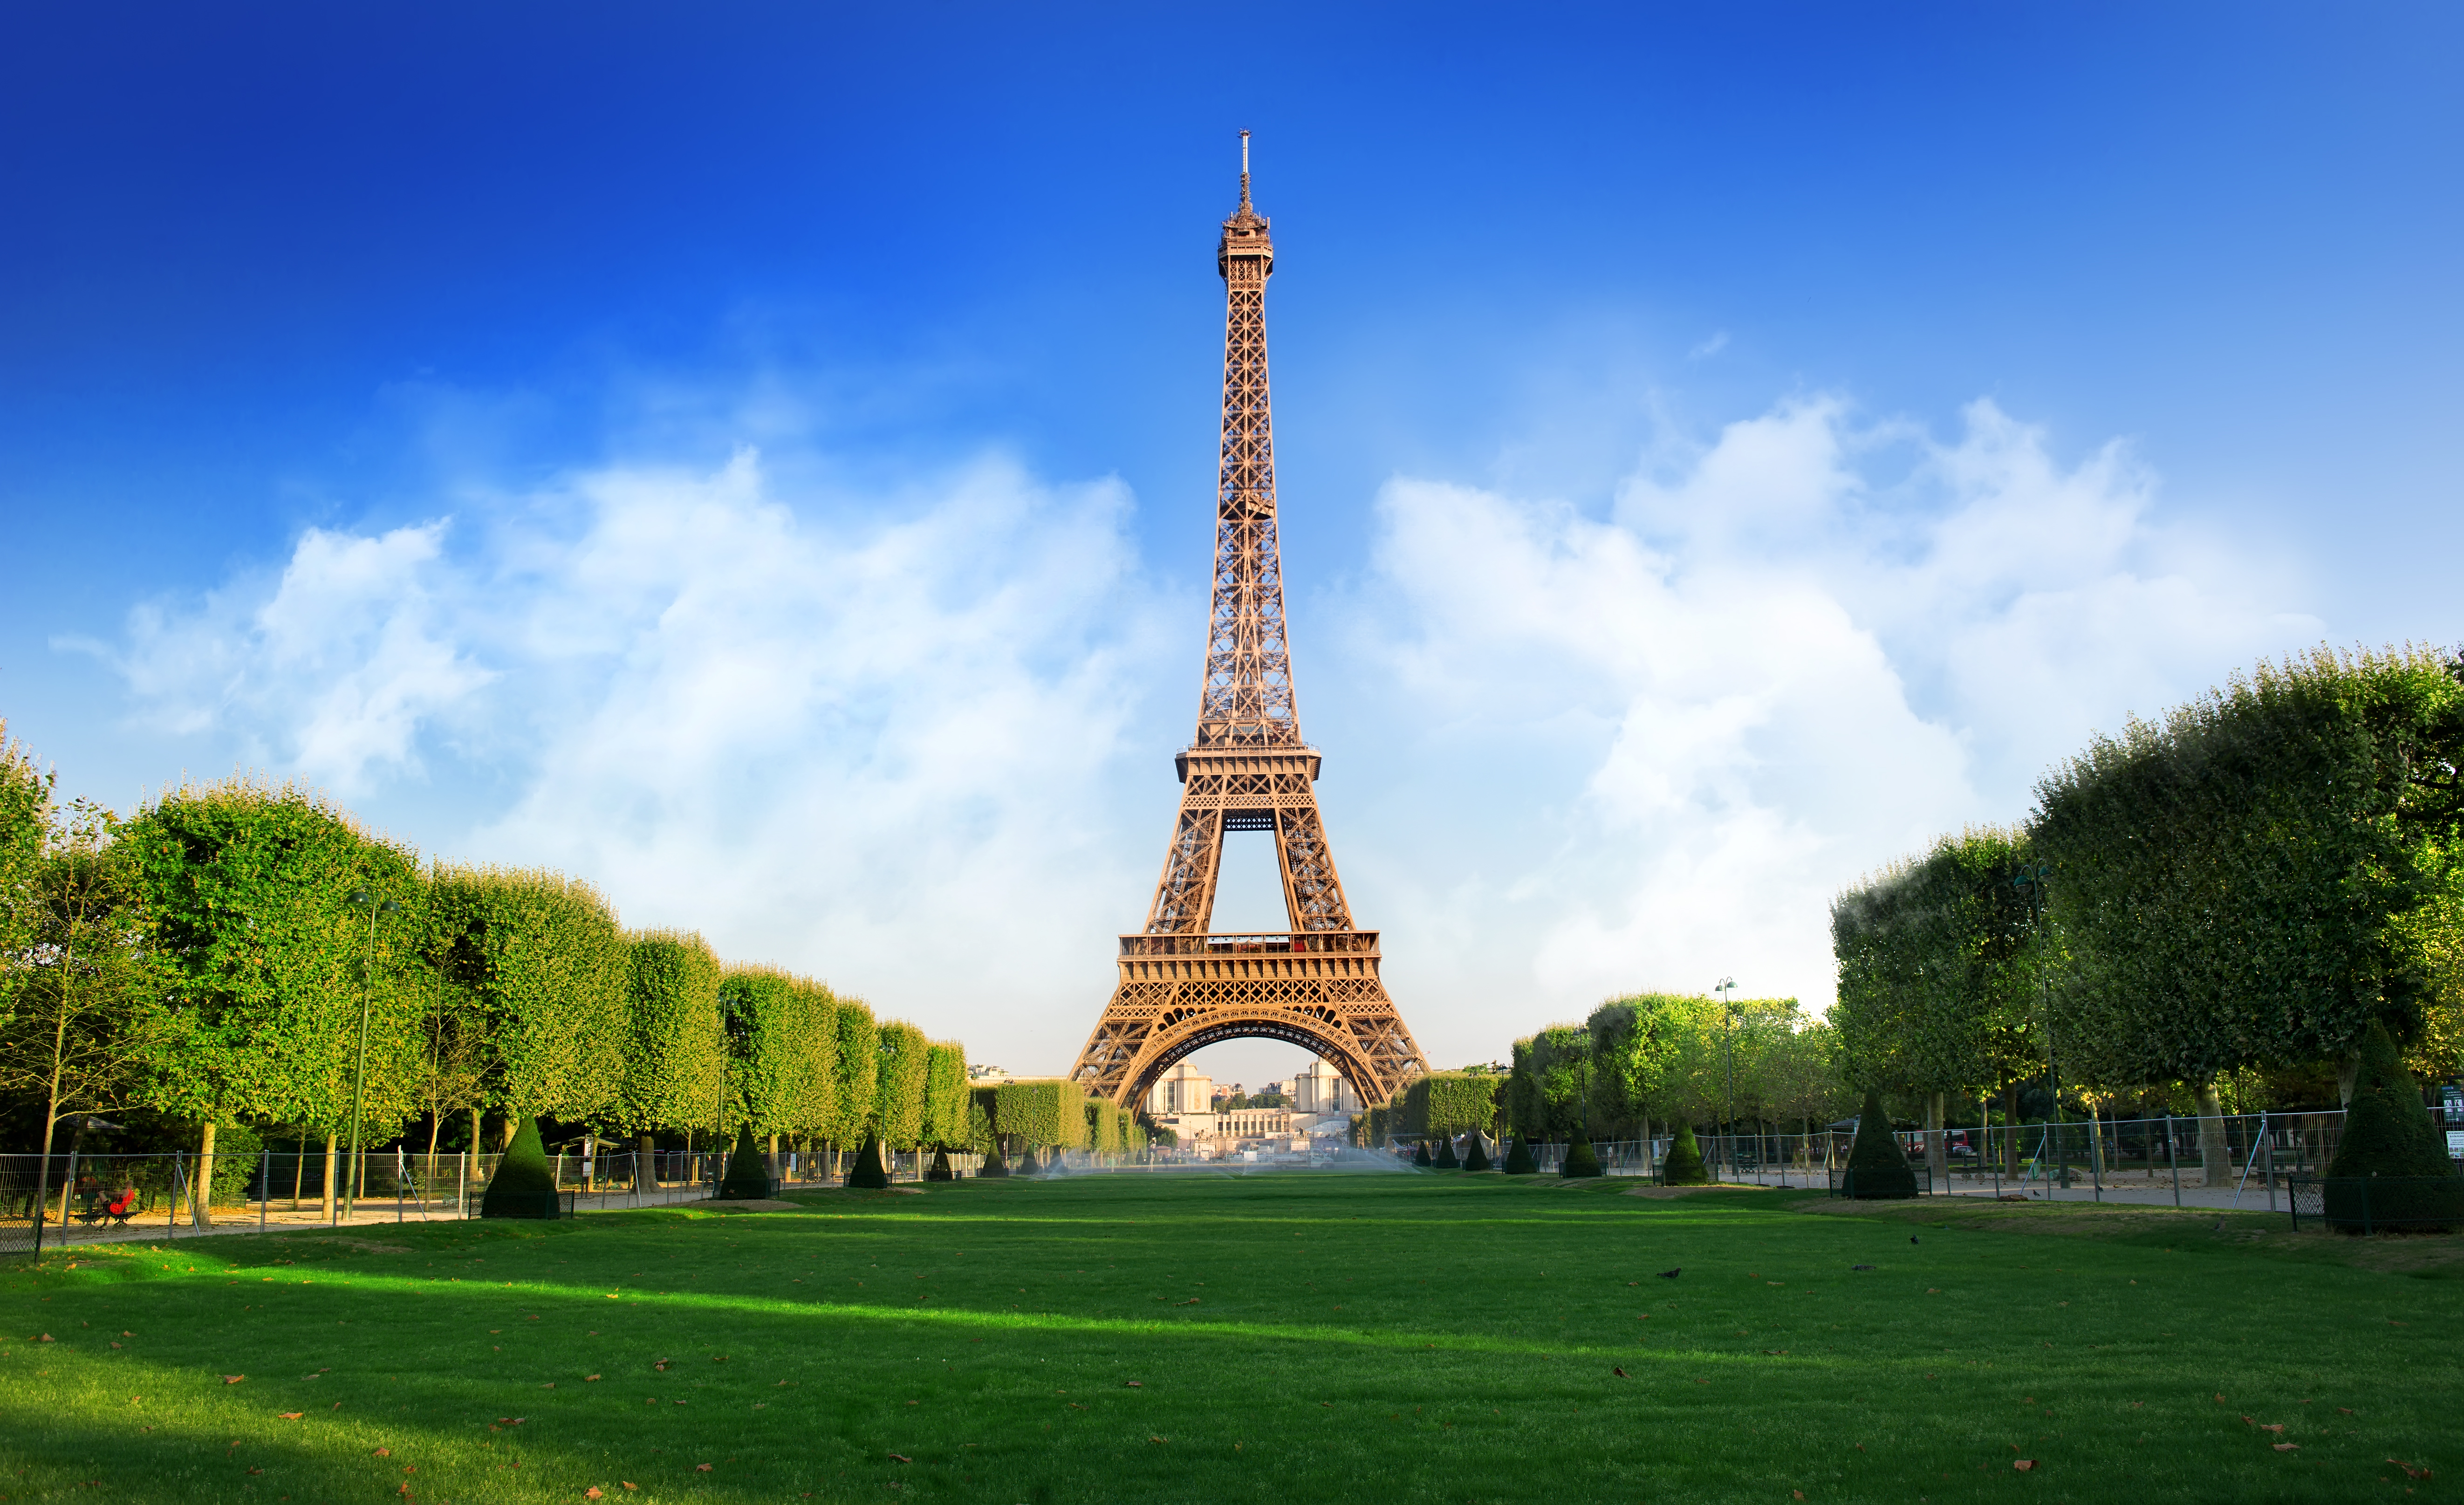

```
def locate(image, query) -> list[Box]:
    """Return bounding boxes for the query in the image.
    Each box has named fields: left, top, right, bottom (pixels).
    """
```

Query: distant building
left=1290, top=1058, right=1358, bottom=1117
left=1145, top=1062, right=1212, bottom=1116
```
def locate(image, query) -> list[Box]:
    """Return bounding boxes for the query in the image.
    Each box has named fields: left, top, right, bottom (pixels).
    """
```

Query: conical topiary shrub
left=1842, top=1088, right=1918, bottom=1199
left=718, top=1124, right=776, bottom=1200
left=1660, top=1122, right=1711, bottom=1185
left=978, top=1140, right=1010, bottom=1178
left=2324, top=1021, right=2464, bottom=1232
left=1463, top=1132, right=1493, bottom=1172
left=481, top=1115, right=566, bottom=1219
left=1412, top=1140, right=1433, bottom=1168
left=1502, top=1134, right=1539, bottom=1175
left=1434, top=1134, right=1461, bottom=1169
left=1561, top=1129, right=1602, bottom=1178
left=926, top=1148, right=956, bottom=1182
left=846, top=1133, right=891, bottom=1190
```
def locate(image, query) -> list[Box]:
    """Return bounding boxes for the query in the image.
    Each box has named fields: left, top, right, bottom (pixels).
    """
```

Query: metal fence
left=0, top=1142, right=1013, bottom=1256
left=1449, top=1110, right=2444, bottom=1213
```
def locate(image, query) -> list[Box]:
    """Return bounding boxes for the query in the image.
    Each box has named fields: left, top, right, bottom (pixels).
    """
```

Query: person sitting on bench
left=79, top=1187, right=140, bottom=1227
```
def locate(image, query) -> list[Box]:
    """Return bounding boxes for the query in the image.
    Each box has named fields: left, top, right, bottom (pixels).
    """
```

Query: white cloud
left=94, top=393, right=2319, bottom=1075
left=1321, top=397, right=2318, bottom=1065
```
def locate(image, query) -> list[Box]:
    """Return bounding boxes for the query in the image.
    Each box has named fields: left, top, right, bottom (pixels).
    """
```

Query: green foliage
left=1411, top=1140, right=1431, bottom=1168
left=1659, top=1121, right=1709, bottom=1185
left=828, top=997, right=879, bottom=1145
left=0, top=794, right=156, bottom=1151
left=922, top=1044, right=969, bottom=1148
left=1423, top=1072, right=1498, bottom=1138
left=481, top=1115, right=563, bottom=1218
left=847, top=1132, right=890, bottom=1189
left=990, top=1079, right=1086, bottom=1151
left=1462, top=1132, right=1492, bottom=1172
left=2033, top=645, right=2464, bottom=1088
left=428, top=862, right=628, bottom=1124
left=1085, top=1095, right=1124, bottom=1156
left=2328, top=1022, right=2455, bottom=1180
left=1586, top=993, right=1713, bottom=1133
left=125, top=778, right=426, bottom=1136
left=719, top=1122, right=774, bottom=1198
left=1502, top=1134, right=1538, bottom=1175
left=1842, top=1088, right=1917, bottom=1199
left=1831, top=827, right=2041, bottom=1097
left=1505, top=1025, right=1590, bottom=1136
left=1560, top=1130, right=1602, bottom=1178
left=619, top=931, right=727, bottom=1137
left=721, top=964, right=837, bottom=1136
left=1432, top=1132, right=1459, bottom=1169
left=0, top=719, right=52, bottom=963
left=873, top=1020, right=930, bottom=1148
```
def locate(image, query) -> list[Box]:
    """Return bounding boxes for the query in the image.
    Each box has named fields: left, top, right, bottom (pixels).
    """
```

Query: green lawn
left=3, top=1171, right=2457, bottom=1504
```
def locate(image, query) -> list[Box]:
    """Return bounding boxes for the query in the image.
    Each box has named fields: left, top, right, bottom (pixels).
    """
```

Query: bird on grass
left=1851, top=1264, right=1876, bottom=1271
left=1910, top=1236, right=1920, bottom=1245
left=1612, top=1366, right=1629, bottom=1378
left=1656, top=1267, right=1682, bottom=1279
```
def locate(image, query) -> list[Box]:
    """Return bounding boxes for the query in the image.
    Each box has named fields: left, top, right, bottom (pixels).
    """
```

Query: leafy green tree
left=126, top=779, right=424, bottom=1224
left=617, top=931, right=728, bottom=1162
left=0, top=796, right=157, bottom=1244
left=1506, top=1024, right=1590, bottom=1137
left=481, top=1114, right=563, bottom=1218
left=2033, top=645, right=2464, bottom=1116
left=1587, top=993, right=1713, bottom=1143
left=827, top=996, right=879, bottom=1157
left=1659, top=1121, right=1709, bottom=1185
left=2324, top=1020, right=2460, bottom=1233
left=922, top=1043, right=969, bottom=1150
left=1841, top=1087, right=1918, bottom=1198
left=874, top=1020, right=930, bottom=1151
left=427, top=863, right=628, bottom=1135
left=721, top=963, right=837, bottom=1164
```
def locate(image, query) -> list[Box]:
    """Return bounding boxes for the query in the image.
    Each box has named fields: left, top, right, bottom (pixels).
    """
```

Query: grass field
left=3, top=1171, right=2458, bottom=1504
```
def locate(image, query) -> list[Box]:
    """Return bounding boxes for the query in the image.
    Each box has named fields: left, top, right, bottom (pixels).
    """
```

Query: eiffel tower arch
left=1068, top=136, right=1430, bottom=1112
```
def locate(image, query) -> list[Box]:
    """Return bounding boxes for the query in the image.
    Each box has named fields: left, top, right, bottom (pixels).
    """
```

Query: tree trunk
left=638, top=1131, right=657, bottom=1189
left=766, top=1132, right=780, bottom=1179
left=2337, top=1050, right=2363, bottom=1108
left=1925, top=1092, right=1946, bottom=1186
left=2196, top=1080, right=2231, bottom=1185
left=2002, top=1082, right=2023, bottom=1176
left=497, top=1116, right=517, bottom=1151
left=292, top=1133, right=308, bottom=1210
left=321, top=1133, right=338, bottom=1220
left=194, top=1120, right=219, bottom=1228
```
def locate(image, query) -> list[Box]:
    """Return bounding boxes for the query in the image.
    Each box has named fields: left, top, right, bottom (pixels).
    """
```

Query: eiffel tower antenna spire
left=1068, top=141, right=1429, bottom=1114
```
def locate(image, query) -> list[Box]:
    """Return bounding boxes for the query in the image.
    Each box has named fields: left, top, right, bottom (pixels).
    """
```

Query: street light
left=2011, top=863, right=2065, bottom=1192
left=1716, top=976, right=1738, bottom=1181
left=341, top=889, right=402, bottom=1225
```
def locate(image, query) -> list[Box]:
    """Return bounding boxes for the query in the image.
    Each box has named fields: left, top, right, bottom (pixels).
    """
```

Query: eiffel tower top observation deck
left=1067, top=136, right=1428, bottom=1110
left=1198, top=130, right=1299, bottom=752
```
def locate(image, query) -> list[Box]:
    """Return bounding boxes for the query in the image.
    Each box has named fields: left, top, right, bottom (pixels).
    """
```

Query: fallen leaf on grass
left=585, top=1374, right=601, bottom=1382
left=886, top=1455, right=911, bottom=1464
left=222, top=1375, right=245, bottom=1384
left=2273, top=1443, right=2299, bottom=1452
left=372, top=1449, right=390, bottom=1458
left=587, top=1491, right=605, bottom=1500
left=277, top=1412, right=303, bottom=1420
left=2339, top=1408, right=2355, bottom=1415
left=2261, top=1424, right=2285, bottom=1435
left=1125, top=1380, right=1143, bottom=1388
left=1149, top=1436, right=1168, bottom=1444
left=2013, top=1460, right=2037, bottom=1472
left=622, top=1484, right=637, bottom=1491
left=247, top=1466, right=263, bottom=1475
left=2389, top=1460, right=2432, bottom=1481
left=696, top=1462, right=713, bottom=1471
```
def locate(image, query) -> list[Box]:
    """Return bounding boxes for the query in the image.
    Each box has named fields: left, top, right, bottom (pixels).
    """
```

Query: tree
left=0, top=797, right=156, bottom=1248
left=1506, top=1025, right=1589, bottom=1138
left=922, top=1042, right=969, bottom=1150
left=827, top=996, right=879, bottom=1158
left=1841, top=1087, right=1917, bottom=1199
left=125, top=778, right=424, bottom=1224
left=427, top=863, right=629, bottom=1136
left=721, top=964, right=837, bottom=1164
left=874, top=1020, right=930, bottom=1152
left=1587, top=993, right=1713, bottom=1143
left=2032, top=646, right=2464, bottom=1180
left=617, top=932, right=728, bottom=1163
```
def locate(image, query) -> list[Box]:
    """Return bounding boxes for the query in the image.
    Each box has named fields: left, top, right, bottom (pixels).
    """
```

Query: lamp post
left=2012, top=863, right=2064, bottom=1192
left=341, top=889, right=402, bottom=1225
left=1716, top=976, right=1738, bottom=1181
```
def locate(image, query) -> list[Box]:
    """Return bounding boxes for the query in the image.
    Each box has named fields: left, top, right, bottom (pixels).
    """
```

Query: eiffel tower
left=1068, top=135, right=1430, bottom=1111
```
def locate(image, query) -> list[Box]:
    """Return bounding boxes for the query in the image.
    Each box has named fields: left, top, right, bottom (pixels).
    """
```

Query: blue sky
left=3, top=5, right=2458, bottom=1083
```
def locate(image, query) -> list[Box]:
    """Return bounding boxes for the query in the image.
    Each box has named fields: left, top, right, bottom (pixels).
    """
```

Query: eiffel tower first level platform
left=1068, top=136, right=1429, bottom=1111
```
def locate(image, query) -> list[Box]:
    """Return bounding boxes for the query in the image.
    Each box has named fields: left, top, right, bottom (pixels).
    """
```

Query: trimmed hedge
left=1561, top=1131, right=1602, bottom=1179
left=846, top=1132, right=890, bottom=1189
left=1841, top=1088, right=1918, bottom=1199
left=1463, top=1133, right=1493, bottom=1172
left=994, top=1079, right=1088, bottom=1151
left=1433, top=1134, right=1460, bottom=1169
left=1412, top=1140, right=1432, bottom=1168
left=481, top=1115, right=565, bottom=1219
left=2325, top=1020, right=2464, bottom=1231
left=1659, top=1122, right=1710, bottom=1185
left=926, top=1148, right=956, bottom=1182
left=718, top=1122, right=775, bottom=1199
left=1502, top=1135, right=1538, bottom=1175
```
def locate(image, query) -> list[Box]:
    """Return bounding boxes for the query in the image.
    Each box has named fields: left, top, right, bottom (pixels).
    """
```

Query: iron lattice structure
left=1069, top=139, right=1430, bottom=1111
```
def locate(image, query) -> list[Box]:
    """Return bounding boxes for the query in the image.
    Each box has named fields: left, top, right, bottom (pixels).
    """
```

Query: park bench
left=76, top=1190, right=139, bottom=1228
